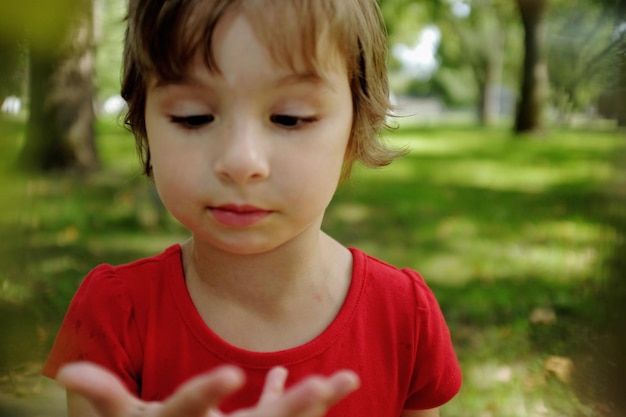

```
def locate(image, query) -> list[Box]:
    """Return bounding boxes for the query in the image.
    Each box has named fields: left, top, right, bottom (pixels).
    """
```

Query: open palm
left=57, top=362, right=359, bottom=417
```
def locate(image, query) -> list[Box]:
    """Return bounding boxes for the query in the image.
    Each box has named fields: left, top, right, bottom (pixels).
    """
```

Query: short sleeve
left=404, top=270, right=462, bottom=410
left=42, top=265, right=143, bottom=394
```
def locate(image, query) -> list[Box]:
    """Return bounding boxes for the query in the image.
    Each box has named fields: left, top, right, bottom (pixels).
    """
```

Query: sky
left=391, top=0, right=470, bottom=80
left=391, top=25, right=442, bottom=80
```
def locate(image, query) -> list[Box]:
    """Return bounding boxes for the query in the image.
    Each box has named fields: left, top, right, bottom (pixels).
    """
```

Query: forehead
left=238, top=2, right=346, bottom=73
left=133, top=0, right=356, bottom=83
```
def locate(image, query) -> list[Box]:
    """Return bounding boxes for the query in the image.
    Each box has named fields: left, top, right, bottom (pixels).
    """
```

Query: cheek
left=147, top=125, right=204, bottom=185
left=152, top=154, right=204, bottom=191
left=150, top=142, right=204, bottom=206
left=280, top=138, right=346, bottom=178
left=151, top=163, right=186, bottom=208
left=276, top=147, right=345, bottom=204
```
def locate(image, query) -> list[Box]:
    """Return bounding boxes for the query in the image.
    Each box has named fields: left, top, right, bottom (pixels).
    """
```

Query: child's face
left=144, top=10, right=353, bottom=255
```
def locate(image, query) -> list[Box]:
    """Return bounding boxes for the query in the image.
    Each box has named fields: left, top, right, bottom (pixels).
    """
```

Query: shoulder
left=346, top=249, right=462, bottom=408
left=40, top=248, right=182, bottom=390
left=99, top=244, right=181, bottom=279
left=73, top=244, right=182, bottom=308
left=351, top=247, right=423, bottom=281
left=349, top=250, right=462, bottom=409
left=350, top=247, right=435, bottom=306
left=84, top=244, right=181, bottom=286
left=349, top=247, right=451, bottom=340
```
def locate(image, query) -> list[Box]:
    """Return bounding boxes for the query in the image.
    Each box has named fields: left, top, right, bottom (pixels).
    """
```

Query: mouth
left=210, top=204, right=272, bottom=227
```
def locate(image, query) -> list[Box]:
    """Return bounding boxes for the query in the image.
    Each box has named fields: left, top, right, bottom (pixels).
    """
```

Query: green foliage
left=381, top=0, right=622, bottom=124
left=546, top=0, right=621, bottom=115
left=95, top=0, right=127, bottom=101
left=379, top=0, right=432, bottom=41
left=0, top=1, right=80, bottom=52
left=430, top=66, right=477, bottom=107
left=327, top=123, right=623, bottom=416
left=382, top=0, right=523, bottom=121
left=0, top=39, right=27, bottom=98
left=1, top=116, right=624, bottom=415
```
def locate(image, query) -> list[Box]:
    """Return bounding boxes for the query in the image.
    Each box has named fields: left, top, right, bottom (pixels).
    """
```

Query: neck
left=181, top=231, right=347, bottom=312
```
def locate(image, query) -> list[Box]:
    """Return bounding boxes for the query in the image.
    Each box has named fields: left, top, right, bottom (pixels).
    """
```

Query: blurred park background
left=0, top=0, right=625, bottom=416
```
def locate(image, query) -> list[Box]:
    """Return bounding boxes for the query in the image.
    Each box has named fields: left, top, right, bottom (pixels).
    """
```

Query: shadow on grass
left=569, top=170, right=626, bottom=416
left=326, top=176, right=611, bottom=285
left=0, top=117, right=623, bottom=416
left=0, top=169, right=185, bottom=371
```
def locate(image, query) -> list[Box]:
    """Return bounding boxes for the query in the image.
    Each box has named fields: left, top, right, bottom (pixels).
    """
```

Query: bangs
left=241, top=0, right=355, bottom=76
left=127, top=0, right=229, bottom=81
left=127, top=0, right=357, bottom=82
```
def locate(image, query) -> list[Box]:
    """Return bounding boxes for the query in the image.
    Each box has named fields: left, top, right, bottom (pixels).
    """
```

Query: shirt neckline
left=166, top=244, right=366, bottom=368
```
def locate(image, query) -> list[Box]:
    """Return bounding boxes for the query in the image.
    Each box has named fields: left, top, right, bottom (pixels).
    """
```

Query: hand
left=57, top=362, right=360, bottom=417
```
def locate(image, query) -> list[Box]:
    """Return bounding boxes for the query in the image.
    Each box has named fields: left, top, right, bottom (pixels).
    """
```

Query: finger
left=256, top=370, right=360, bottom=417
left=258, top=367, right=288, bottom=405
left=298, top=371, right=360, bottom=414
left=57, top=362, right=141, bottom=417
left=158, top=365, right=245, bottom=417
left=324, top=370, right=361, bottom=402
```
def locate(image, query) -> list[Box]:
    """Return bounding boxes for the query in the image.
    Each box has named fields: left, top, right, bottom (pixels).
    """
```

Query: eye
left=170, top=115, right=214, bottom=129
left=270, top=114, right=316, bottom=128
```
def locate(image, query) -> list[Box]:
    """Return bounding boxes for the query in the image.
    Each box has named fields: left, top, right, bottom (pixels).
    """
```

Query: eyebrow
left=272, top=71, right=339, bottom=93
left=152, top=70, right=335, bottom=93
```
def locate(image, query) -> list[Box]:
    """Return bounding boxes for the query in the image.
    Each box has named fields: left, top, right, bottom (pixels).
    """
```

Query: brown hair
left=121, top=0, right=404, bottom=178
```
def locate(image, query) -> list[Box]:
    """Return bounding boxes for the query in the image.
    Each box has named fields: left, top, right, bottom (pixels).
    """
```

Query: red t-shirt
left=43, top=245, right=461, bottom=415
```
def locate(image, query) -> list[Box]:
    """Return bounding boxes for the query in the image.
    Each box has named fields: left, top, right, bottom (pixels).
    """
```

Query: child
left=43, top=0, right=462, bottom=416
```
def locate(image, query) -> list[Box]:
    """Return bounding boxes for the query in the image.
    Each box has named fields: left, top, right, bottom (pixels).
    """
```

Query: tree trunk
left=477, top=44, right=504, bottom=127
left=0, top=39, right=25, bottom=100
left=19, top=0, right=99, bottom=172
left=514, top=0, right=549, bottom=134
left=618, top=47, right=626, bottom=128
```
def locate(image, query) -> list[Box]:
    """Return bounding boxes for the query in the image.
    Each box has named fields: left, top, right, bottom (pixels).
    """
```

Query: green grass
left=324, top=124, right=624, bottom=416
left=0, top=115, right=624, bottom=416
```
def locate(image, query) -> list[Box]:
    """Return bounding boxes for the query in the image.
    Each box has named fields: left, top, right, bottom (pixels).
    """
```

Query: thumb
left=57, top=362, right=142, bottom=417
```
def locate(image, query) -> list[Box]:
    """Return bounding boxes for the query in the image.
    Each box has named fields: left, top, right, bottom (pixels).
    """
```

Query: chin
left=200, top=236, right=285, bottom=256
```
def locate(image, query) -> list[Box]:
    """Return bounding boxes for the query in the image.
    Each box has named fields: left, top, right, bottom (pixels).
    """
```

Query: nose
left=213, top=122, right=270, bottom=184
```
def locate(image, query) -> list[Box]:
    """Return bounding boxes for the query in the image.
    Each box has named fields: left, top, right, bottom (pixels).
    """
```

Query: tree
left=15, top=0, right=100, bottom=171
left=602, top=0, right=626, bottom=127
left=435, top=0, right=519, bottom=126
left=546, top=0, right=624, bottom=124
left=96, top=0, right=127, bottom=102
left=514, top=0, right=550, bottom=133
left=380, top=0, right=522, bottom=126
left=0, top=38, right=26, bottom=101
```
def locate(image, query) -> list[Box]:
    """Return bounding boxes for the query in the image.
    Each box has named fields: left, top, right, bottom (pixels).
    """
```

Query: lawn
left=0, top=115, right=624, bottom=416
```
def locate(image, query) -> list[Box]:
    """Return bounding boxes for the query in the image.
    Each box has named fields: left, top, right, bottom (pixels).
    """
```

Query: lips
left=210, top=204, right=272, bottom=227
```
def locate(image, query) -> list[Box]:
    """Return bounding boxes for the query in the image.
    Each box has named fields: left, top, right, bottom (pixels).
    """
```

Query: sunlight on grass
left=424, top=217, right=610, bottom=284
left=523, top=220, right=612, bottom=244
left=447, top=358, right=590, bottom=417
left=395, top=134, right=496, bottom=155
left=87, top=231, right=189, bottom=257
left=97, top=115, right=142, bottom=174
left=0, top=280, right=30, bottom=303
left=331, top=127, right=621, bottom=289
left=331, top=202, right=372, bottom=223
left=325, top=126, right=623, bottom=416
left=38, top=255, right=80, bottom=278
left=356, top=157, right=615, bottom=192
left=2, top=116, right=623, bottom=417
left=457, top=361, right=533, bottom=417
left=377, top=129, right=620, bottom=192
left=427, top=160, right=613, bottom=192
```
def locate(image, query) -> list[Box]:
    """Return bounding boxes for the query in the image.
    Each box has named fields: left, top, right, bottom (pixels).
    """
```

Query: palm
left=57, top=362, right=359, bottom=417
